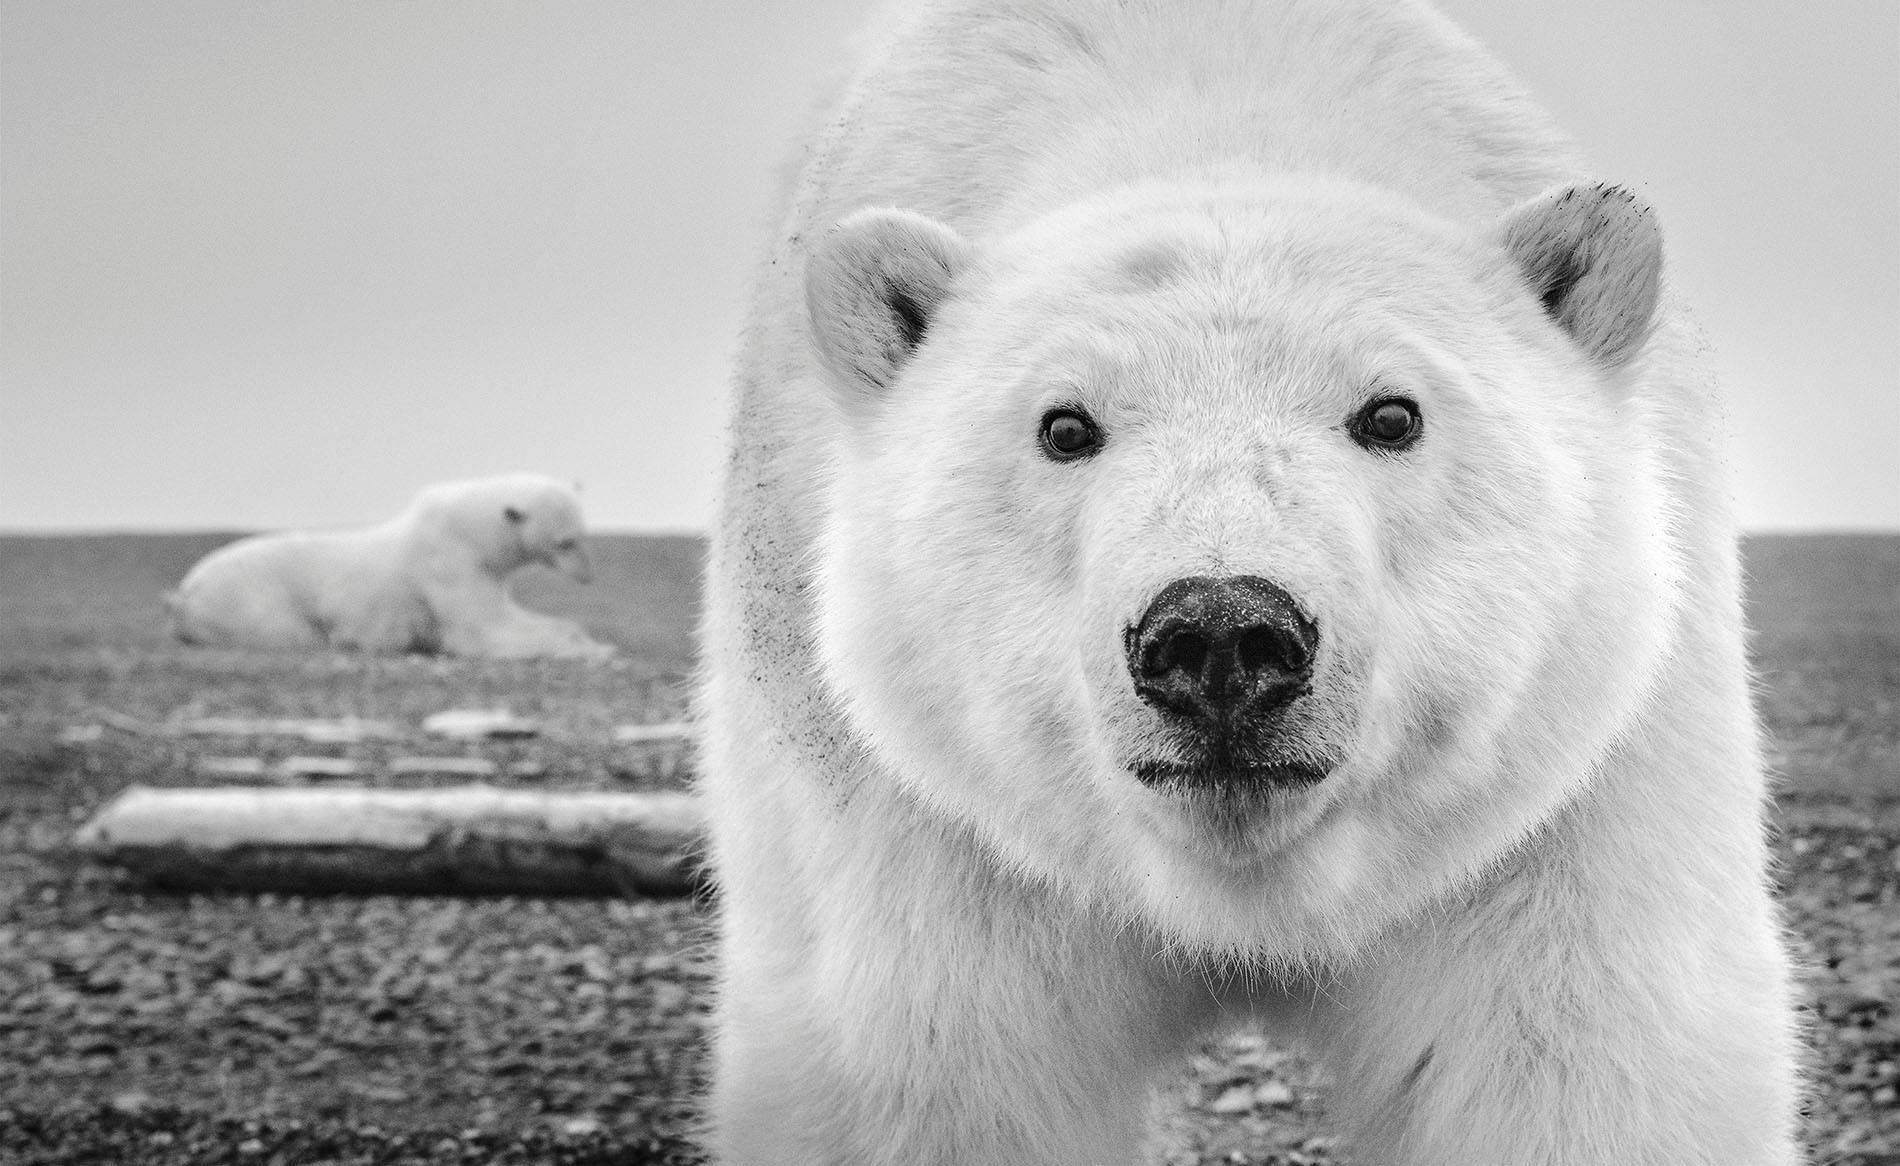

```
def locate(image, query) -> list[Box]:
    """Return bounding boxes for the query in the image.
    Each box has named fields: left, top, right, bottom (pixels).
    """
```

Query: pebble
left=1207, top=1085, right=1258, bottom=1114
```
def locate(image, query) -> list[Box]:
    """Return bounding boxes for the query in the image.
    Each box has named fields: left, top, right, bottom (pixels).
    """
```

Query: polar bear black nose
left=1126, top=576, right=1318, bottom=722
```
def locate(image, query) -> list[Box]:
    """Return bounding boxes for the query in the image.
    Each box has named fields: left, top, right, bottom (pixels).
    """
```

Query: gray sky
left=4, top=0, right=1896, bottom=533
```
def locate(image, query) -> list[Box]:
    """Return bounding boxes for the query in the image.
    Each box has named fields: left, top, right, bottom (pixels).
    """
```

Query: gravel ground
left=1, top=534, right=1894, bottom=1164
left=3, top=665, right=1895, bottom=1165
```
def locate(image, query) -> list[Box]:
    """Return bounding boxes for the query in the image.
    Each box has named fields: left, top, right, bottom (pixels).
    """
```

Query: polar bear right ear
left=1499, top=182, right=1663, bottom=371
left=805, top=208, right=972, bottom=408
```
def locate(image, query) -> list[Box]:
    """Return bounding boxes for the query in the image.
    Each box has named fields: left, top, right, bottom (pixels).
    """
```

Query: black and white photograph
left=2, top=1, right=1895, bottom=1162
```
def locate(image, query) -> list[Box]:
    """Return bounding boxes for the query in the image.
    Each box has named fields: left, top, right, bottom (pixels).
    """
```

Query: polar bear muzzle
left=1123, top=575, right=1324, bottom=788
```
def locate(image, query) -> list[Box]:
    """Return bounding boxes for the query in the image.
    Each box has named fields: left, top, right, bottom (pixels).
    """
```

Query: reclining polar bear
left=169, top=473, right=614, bottom=660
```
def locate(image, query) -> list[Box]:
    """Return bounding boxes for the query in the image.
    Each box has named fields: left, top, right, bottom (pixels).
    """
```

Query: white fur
left=700, top=2, right=1799, bottom=1163
left=170, top=472, right=615, bottom=660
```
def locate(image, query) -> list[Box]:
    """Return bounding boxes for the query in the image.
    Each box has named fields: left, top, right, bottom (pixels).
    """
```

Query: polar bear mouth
left=1131, top=758, right=1331, bottom=793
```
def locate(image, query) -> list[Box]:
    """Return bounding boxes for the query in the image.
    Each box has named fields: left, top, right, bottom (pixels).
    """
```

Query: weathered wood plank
left=73, top=785, right=705, bottom=897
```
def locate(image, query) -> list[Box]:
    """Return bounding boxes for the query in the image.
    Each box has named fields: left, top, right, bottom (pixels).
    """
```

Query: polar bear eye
left=1351, top=397, right=1422, bottom=451
left=1039, top=408, right=1103, bottom=461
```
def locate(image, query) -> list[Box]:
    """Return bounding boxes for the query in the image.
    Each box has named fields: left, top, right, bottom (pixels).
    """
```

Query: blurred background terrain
left=0, top=532, right=1893, bottom=1164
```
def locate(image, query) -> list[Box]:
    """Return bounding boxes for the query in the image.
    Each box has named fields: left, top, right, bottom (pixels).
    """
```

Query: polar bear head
left=804, top=177, right=1683, bottom=962
left=412, top=472, right=595, bottom=582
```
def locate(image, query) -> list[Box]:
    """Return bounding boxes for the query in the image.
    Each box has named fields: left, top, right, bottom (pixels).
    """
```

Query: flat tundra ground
left=0, top=533, right=1894, bottom=1165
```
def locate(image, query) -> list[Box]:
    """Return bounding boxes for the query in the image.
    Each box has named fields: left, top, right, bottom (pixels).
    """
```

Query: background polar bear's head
left=805, top=177, right=1684, bottom=963
left=411, top=472, right=595, bottom=581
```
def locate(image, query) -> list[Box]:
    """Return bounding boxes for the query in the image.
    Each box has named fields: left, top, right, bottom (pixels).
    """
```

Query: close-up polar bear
left=698, top=1, right=1801, bottom=1163
left=169, top=472, right=615, bottom=660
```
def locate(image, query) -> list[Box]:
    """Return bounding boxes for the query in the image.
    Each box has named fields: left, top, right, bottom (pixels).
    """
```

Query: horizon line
left=1, top=525, right=1896, bottom=540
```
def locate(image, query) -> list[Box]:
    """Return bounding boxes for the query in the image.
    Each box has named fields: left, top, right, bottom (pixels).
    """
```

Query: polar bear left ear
left=1499, top=182, right=1663, bottom=370
left=805, top=207, right=973, bottom=408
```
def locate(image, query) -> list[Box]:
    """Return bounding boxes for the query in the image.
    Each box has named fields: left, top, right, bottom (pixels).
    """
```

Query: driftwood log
left=73, top=785, right=705, bottom=897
